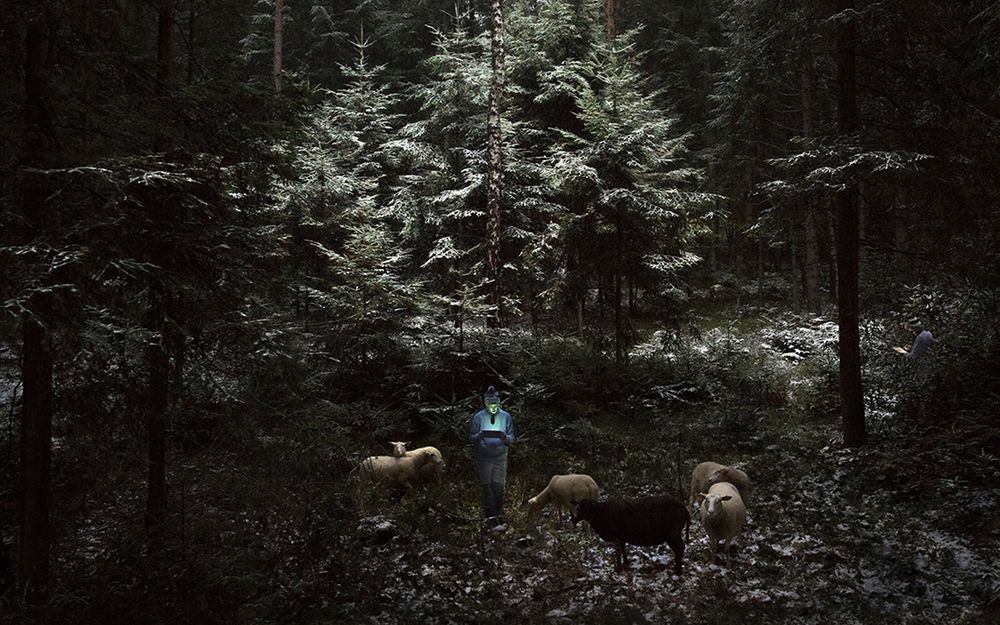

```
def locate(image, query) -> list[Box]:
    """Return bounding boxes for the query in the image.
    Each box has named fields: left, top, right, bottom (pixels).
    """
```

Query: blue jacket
left=904, top=330, right=934, bottom=360
left=469, top=407, right=515, bottom=459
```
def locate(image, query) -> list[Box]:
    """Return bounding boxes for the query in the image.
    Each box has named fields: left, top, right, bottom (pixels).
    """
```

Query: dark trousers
left=474, top=454, right=508, bottom=520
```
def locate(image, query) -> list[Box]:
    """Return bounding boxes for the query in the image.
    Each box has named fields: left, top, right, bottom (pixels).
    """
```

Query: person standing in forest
left=469, top=386, right=516, bottom=528
left=894, top=318, right=934, bottom=360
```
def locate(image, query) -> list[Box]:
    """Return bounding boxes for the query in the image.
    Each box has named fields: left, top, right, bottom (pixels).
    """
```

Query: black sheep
left=570, top=495, right=689, bottom=575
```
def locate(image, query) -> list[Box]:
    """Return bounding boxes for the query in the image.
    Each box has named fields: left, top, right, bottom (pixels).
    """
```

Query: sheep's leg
left=613, top=540, right=625, bottom=571
left=667, top=534, right=684, bottom=576
left=725, top=536, right=738, bottom=559
left=709, top=538, right=718, bottom=564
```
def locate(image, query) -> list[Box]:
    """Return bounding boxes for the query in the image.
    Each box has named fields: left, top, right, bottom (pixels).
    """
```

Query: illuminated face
left=486, top=402, right=499, bottom=415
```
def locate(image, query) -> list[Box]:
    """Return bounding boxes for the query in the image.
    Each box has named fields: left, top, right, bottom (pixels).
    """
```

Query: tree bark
left=573, top=245, right=584, bottom=333
left=605, top=0, right=616, bottom=41
left=486, top=0, right=505, bottom=327
left=835, top=0, right=866, bottom=447
left=147, top=1, right=173, bottom=535
left=20, top=16, right=55, bottom=606
left=186, top=6, right=195, bottom=85
left=156, top=0, right=173, bottom=92
left=273, top=0, right=283, bottom=94
left=154, top=0, right=173, bottom=152
left=801, top=48, right=820, bottom=312
left=614, top=215, right=624, bottom=364
left=145, top=287, right=169, bottom=534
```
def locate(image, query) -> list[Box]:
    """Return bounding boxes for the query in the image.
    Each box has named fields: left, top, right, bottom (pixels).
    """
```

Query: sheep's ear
left=720, top=495, right=732, bottom=501
left=697, top=493, right=707, bottom=501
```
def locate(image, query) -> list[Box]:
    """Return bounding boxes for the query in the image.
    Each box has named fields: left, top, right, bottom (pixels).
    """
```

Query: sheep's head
left=389, top=441, right=409, bottom=456
left=569, top=498, right=597, bottom=525
left=418, top=449, right=444, bottom=471
left=707, top=466, right=737, bottom=486
left=524, top=495, right=546, bottom=516
left=697, top=492, right=732, bottom=518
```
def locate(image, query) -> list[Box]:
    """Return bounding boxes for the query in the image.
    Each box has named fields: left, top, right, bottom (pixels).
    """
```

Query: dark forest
left=1, top=1, right=999, bottom=623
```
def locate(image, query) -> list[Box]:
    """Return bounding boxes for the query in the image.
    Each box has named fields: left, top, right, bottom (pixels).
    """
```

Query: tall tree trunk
left=486, top=0, right=505, bottom=327
left=145, top=286, right=169, bottom=534
left=614, top=215, right=624, bottom=364
left=894, top=189, right=908, bottom=269
left=82, top=0, right=93, bottom=158
left=827, top=205, right=838, bottom=304
left=156, top=1, right=173, bottom=91
left=627, top=273, right=636, bottom=316
left=605, top=0, right=616, bottom=41
left=154, top=0, right=173, bottom=152
left=801, top=47, right=820, bottom=312
left=835, top=0, right=865, bottom=447
left=20, top=16, right=56, bottom=606
left=146, top=2, right=173, bottom=536
left=273, top=0, right=283, bottom=94
left=573, top=245, right=584, bottom=333
left=186, top=6, right=195, bottom=85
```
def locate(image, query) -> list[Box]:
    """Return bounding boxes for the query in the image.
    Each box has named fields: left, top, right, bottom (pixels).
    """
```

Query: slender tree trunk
left=801, top=48, right=820, bottom=312
left=147, top=1, right=173, bottom=535
left=709, top=209, right=718, bottom=272
left=573, top=245, right=584, bottom=333
left=273, top=0, right=283, bottom=94
left=156, top=1, right=173, bottom=90
left=757, top=239, right=764, bottom=308
left=804, top=201, right=820, bottom=311
left=82, top=0, right=93, bottom=158
left=827, top=205, right=838, bottom=304
left=598, top=274, right=604, bottom=321
left=835, top=0, right=865, bottom=447
left=186, top=6, right=195, bottom=85
left=20, top=16, right=55, bottom=606
left=605, top=0, right=616, bottom=41
left=145, top=287, right=169, bottom=534
left=628, top=273, right=636, bottom=316
left=614, top=215, right=624, bottom=363
left=154, top=0, right=173, bottom=152
left=894, top=189, right=907, bottom=269
left=486, top=0, right=505, bottom=327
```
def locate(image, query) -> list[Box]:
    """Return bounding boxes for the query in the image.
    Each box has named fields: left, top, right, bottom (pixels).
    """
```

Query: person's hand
left=477, top=431, right=485, bottom=440
left=893, top=346, right=906, bottom=354
left=498, top=432, right=508, bottom=443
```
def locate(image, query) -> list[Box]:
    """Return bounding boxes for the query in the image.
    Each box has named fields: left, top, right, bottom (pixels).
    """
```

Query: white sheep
left=526, top=474, right=599, bottom=522
left=697, top=481, right=746, bottom=563
left=357, top=448, right=444, bottom=490
left=689, top=461, right=752, bottom=507
left=383, top=442, right=445, bottom=481
left=401, top=446, right=445, bottom=482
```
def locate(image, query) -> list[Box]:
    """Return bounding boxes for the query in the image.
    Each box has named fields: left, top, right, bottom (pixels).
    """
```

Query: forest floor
left=325, top=313, right=1000, bottom=625
left=3, top=310, right=999, bottom=624
left=336, top=429, right=999, bottom=625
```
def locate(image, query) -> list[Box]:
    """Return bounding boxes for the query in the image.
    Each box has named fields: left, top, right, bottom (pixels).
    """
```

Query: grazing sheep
left=357, top=448, right=444, bottom=490
left=698, top=481, right=746, bottom=563
left=706, top=466, right=752, bottom=505
left=526, top=474, right=599, bottom=522
left=689, top=461, right=752, bottom=507
left=402, top=446, right=445, bottom=481
left=570, top=495, right=689, bottom=575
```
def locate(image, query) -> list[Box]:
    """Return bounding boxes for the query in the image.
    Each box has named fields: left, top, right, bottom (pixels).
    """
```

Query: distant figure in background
left=894, top=317, right=934, bottom=360
left=469, top=385, right=516, bottom=528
